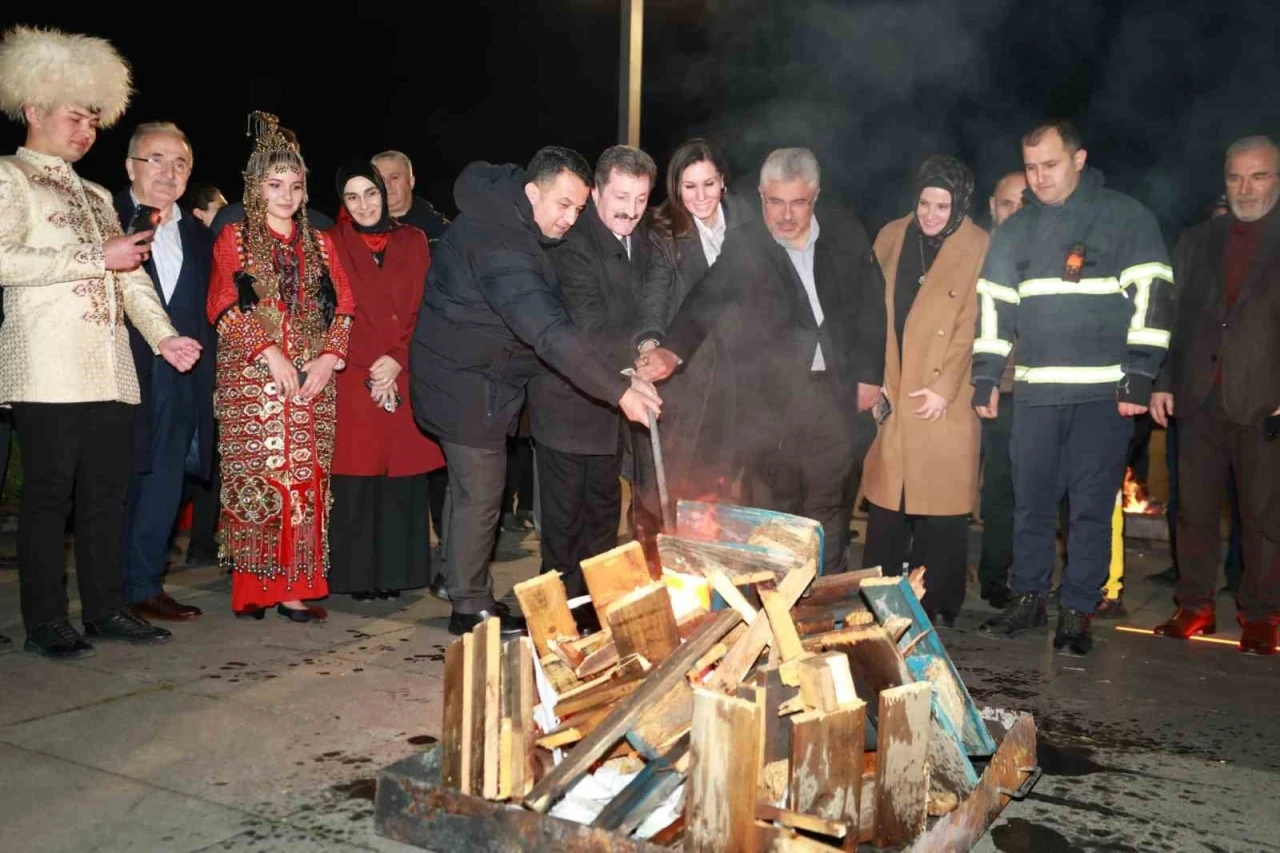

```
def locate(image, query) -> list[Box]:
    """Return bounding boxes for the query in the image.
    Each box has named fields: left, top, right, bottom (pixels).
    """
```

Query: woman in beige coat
left=860, top=156, right=989, bottom=625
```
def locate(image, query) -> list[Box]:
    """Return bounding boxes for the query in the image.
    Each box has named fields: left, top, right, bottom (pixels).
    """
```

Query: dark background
left=4, top=0, right=1277, bottom=238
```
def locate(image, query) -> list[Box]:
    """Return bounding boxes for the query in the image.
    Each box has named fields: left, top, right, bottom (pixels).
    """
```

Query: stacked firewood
left=438, top=534, right=1026, bottom=852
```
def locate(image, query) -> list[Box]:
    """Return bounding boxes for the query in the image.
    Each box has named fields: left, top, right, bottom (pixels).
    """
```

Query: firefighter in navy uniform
left=971, top=120, right=1173, bottom=656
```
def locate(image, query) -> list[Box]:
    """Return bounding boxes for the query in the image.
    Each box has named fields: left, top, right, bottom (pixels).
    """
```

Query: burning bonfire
left=1121, top=467, right=1164, bottom=516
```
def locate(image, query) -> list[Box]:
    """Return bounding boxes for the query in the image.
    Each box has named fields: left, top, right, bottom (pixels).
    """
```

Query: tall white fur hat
left=0, top=25, right=133, bottom=127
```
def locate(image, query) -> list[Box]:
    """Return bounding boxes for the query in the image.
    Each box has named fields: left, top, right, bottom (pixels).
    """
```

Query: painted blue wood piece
left=907, top=655, right=981, bottom=787
left=861, top=576, right=998, bottom=757
left=675, top=500, right=825, bottom=572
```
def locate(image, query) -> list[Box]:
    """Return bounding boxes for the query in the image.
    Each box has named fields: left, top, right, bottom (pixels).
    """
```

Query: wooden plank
left=375, top=746, right=671, bottom=853
left=440, top=636, right=468, bottom=792
left=658, top=532, right=790, bottom=584
left=553, top=673, right=643, bottom=719
left=627, top=679, right=694, bottom=758
left=512, top=637, right=535, bottom=800
left=675, top=501, right=823, bottom=566
left=593, top=737, right=690, bottom=834
left=498, top=639, right=517, bottom=800
left=606, top=582, right=681, bottom=665
left=797, top=566, right=882, bottom=606
left=874, top=682, right=932, bottom=848
left=580, top=540, right=652, bottom=627
left=754, top=821, right=846, bottom=852
left=477, top=617, right=502, bottom=800
left=819, top=623, right=911, bottom=742
left=686, top=689, right=763, bottom=853
left=708, top=560, right=817, bottom=692
left=708, top=569, right=759, bottom=621
left=525, top=608, right=743, bottom=813
left=860, top=575, right=997, bottom=756
left=513, top=572, right=579, bottom=659
left=555, top=653, right=650, bottom=703
left=906, top=714, right=1038, bottom=853
left=745, top=667, right=793, bottom=764
left=789, top=702, right=864, bottom=845
left=756, top=803, right=848, bottom=840
left=797, top=652, right=858, bottom=713
left=574, top=639, right=619, bottom=679
left=759, top=580, right=805, bottom=660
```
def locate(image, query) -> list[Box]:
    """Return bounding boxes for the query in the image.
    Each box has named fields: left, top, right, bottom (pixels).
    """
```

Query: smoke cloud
left=643, top=0, right=1280, bottom=237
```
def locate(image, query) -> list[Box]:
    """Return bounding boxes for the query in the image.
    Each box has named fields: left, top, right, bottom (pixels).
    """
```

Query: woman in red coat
left=207, top=113, right=355, bottom=622
left=327, top=158, right=445, bottom=599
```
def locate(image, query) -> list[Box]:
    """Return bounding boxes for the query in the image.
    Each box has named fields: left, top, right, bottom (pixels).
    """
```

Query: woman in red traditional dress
left=327, top=159, right=445, bottom=600
left=206, top=113, right=355, bottom=622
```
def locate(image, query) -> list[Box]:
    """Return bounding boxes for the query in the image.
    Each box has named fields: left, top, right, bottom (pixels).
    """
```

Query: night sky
left=4, top=1, right=1277, bottom=239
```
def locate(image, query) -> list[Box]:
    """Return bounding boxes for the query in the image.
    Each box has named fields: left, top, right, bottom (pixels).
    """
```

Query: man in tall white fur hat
left=0, top=25, right=204, bottom=659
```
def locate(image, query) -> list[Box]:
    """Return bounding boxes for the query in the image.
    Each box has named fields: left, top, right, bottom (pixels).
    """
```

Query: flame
left=1120, top=467, right=1164, bottom=515
left=680, top=499, right=722, bottom=542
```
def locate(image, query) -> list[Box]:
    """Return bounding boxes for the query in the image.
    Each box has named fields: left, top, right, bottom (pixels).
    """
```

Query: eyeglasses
left=130, top=155, right=191, bottom=175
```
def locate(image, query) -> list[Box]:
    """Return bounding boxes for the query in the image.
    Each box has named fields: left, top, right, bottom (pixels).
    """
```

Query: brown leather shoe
left=1152, top=607, right=1215, bottom=639
left=129, top=593, right=203, bottom=621
left=1240, top=621, right=1278, bottom=656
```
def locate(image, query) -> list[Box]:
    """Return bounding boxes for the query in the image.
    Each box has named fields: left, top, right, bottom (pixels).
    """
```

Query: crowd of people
left=0, top=25, right=1275, bottom=662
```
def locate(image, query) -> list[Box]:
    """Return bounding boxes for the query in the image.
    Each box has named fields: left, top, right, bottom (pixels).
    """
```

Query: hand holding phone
left=127, top=204, right=161, bottom=243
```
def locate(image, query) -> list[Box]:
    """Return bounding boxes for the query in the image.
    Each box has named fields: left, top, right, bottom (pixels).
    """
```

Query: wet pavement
left=1, top=522, right=1276, bottom=852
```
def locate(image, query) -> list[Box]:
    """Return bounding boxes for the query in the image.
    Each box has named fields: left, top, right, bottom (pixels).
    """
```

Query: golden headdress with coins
left=236, top=111, right=336, bottom=358
left=0, top=25, right=133, bottom=126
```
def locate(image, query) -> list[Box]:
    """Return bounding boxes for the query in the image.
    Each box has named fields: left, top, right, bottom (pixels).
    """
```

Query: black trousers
left=185, top=442, right=221, bottom=560
left=1010, top=398, right=1131, bottom=614
left=505, top=436, right=535, bottom=514
left=535, top=442, right=622, bottom=599
left=13, top=402, right=134, bottom=629
left=862, top=502, right=969, bottom=616
left=745, top=373, right=858, bottom=575
left=978, top=392, right=1014, bottom=586
left=1174, top=393, right=1280, bottom=622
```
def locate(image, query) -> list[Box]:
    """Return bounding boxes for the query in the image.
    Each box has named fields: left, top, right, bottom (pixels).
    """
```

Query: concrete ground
left=0, top=519, right=1276, bottom=853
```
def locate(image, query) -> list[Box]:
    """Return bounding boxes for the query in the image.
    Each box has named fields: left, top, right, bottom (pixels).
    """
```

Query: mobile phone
left=1265, top=414, right=1280, bottom=442
left=127, top=204, right=160, bottom=240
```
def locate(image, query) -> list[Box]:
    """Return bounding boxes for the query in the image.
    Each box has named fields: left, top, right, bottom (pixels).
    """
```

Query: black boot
left=1053, top=608, right=1094, bottom=656
left=977, top=593, right=1048, bottom=639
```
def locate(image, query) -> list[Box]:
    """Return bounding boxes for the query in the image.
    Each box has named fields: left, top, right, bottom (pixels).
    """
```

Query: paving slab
left=0, top=742, right=249, bottom=853
left=0, top=651, right=162, bottom=727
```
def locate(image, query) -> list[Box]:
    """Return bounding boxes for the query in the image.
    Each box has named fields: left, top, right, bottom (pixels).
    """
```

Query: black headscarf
left=913, top=154, right=974, bottom=244
left=335, top=158, right=393, bottom=234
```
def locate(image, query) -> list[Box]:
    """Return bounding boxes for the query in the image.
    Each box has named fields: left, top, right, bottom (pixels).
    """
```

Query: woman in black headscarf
left=860, top=156, right=991, bottom=626
left=327, top=159, right=445, bottom=600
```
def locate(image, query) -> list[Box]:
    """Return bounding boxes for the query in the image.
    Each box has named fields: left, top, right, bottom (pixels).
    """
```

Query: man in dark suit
left=1151, top=135, right=1280, bottom=655
left=528, top=145, right=656, bottom=603
left=638, top=148, right=886, bottom=574
left=114, top=122, right=216, bottom=621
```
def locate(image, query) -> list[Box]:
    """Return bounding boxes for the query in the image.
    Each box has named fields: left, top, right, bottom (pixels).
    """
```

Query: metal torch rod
left=648, top=408, right=676, bottom=532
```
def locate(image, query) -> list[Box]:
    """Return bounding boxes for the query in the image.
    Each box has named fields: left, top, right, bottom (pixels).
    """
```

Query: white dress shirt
left=776, top=215, right=825, bottom=371
left=132, top=190, right=183, bottom=304
left=693, top=202, right=727, bottom=265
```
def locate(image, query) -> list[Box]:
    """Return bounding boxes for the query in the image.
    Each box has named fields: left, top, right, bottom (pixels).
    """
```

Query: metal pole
left=618, top=0, right=643, bottom=146
left=648, top=409, right=675, bottom=533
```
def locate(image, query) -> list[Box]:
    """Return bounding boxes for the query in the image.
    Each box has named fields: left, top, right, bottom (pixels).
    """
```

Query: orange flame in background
left=680, top=499, right=722, bottom=542
left=1121, top=467, right=1164, bottom=515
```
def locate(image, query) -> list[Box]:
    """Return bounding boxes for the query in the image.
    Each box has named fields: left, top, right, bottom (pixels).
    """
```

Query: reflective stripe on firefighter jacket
left=970, top=167, right=1174, bottom=407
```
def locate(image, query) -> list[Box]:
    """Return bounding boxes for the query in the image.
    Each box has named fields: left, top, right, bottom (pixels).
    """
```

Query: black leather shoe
left=1053, top=608, right=1094, bottom=656
left=235, top=606, right=266, bottom=620
left=351, top=592, right=377, bottom=602
left=377, top=589, right=401, bottom=600
left=426, top=576, right=450, bottom=602
left=276, top=603, right=326, bottom=623
left=978, top=593, right=1048, bottom=639
left=1240, top=621, right=1277, bottom=656
left=449, top=601, right=526, bottom=637
left=980, top=579, right=1011, bottom=610
left=1153, top=607, right=1215, bottom=638
left=24, top=620, right=94, bottom=659
left=83, top=611, right=172, bottom=645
